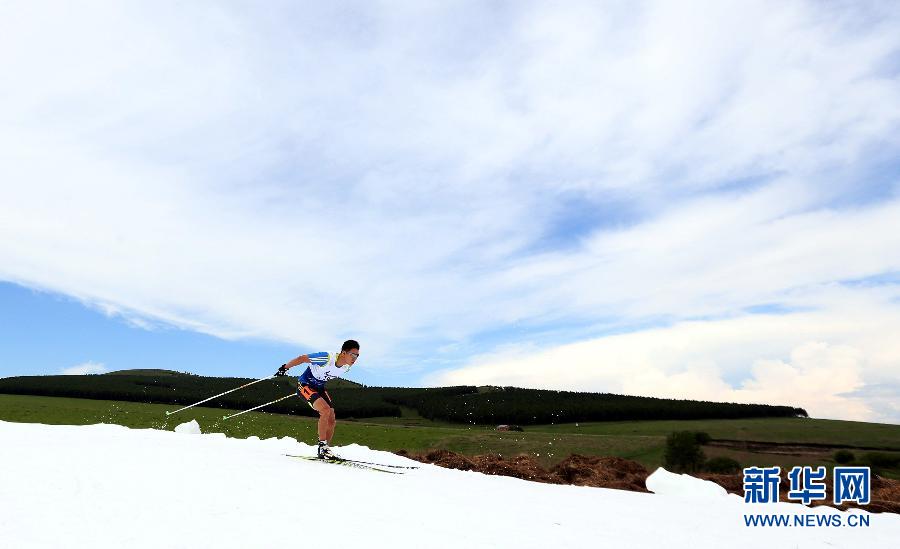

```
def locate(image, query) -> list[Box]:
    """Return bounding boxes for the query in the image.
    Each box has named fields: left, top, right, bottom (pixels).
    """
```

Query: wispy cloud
left=0, top=2, right=898, bottom=418
left=61, top=362, right=108, bottom=376
left=431, top=288, right=900, bottom=422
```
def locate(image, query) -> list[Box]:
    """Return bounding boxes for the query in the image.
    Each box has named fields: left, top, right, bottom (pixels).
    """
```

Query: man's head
left=339, top=339, right=360, bottom=366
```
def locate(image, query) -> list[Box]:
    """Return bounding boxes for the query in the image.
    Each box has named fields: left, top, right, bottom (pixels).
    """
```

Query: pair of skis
left=284, top=454, right=420, bottom=474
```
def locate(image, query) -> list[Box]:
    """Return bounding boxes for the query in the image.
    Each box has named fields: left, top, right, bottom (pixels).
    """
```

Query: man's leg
left=325, top=412, right=336, bottom=441
left=312, top=398, right=335, bottom=443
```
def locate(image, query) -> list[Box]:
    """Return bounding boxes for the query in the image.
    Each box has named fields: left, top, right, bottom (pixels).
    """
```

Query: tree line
left=0, top=374, right=806, bottom=424
left=0, top=374, right=402, bottom=419
left=384, top=386, right=807, bottom=424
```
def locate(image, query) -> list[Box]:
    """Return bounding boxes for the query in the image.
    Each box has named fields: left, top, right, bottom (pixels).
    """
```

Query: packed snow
left=645, top=467, right=729, bottom=499
left=173, top=419, right=201, bottom=434
left=1, top=420, right=897, bottom=548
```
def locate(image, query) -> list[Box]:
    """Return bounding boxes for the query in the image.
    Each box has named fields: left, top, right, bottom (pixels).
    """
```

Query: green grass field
left=525, top=417, right=900, bottom=449
left=2, top=393, right=899, bottom=473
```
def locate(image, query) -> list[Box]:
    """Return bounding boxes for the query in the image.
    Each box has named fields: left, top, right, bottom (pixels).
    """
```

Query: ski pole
left=165, top=376, right=275, bottom=416
left=222, top=393, right=296, bottom=421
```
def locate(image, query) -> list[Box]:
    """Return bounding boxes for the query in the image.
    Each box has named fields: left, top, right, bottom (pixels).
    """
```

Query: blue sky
left=1, top=1, right=899, bottom=423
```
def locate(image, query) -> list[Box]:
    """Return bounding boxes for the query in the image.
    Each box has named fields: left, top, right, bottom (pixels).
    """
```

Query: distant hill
left=104, top=369, right=195, bottom=377
left=323, top=378, right=365, bottom=389
left=101, top=369, right=364, bottom=387
left=0, top=372, right=806, bottom=424
left=0, top=372, right=395, bottom=419
left=102, top=369, right=364, bottom=387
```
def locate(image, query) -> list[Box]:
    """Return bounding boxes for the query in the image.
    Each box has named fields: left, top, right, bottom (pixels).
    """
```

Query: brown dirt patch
left=398, top=449, right=900, bottom=513
left=398, top=449, right=649, bottom=491
left=551, top=455, right=650, bottom=492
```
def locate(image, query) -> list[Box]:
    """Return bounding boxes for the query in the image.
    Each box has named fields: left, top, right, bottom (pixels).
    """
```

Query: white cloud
left=482, top=183, right=900, bottom=326
left=430, top=293, right=900, bottom=423
left=61, top=362, right=108, bottom=376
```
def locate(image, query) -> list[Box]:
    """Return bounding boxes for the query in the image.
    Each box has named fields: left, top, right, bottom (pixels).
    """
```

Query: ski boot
left=317, top=441, right=337, bottom=460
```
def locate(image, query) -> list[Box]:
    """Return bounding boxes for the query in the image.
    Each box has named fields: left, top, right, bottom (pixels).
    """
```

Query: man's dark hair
left=342, top=339, right=360, bottom=352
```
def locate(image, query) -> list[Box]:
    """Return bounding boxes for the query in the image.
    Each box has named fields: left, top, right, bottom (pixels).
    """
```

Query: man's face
left=343, top=349, right=359, bottom=364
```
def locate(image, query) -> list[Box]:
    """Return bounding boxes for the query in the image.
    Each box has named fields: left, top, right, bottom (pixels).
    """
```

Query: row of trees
left=386, top=386, right=807, bottom=425
left=0, top=374, right=402, bottom=419
left=0, top=375, right=806, bottom=425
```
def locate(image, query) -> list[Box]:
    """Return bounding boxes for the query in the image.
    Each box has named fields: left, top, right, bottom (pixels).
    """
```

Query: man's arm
left=283, top=355, right=311, bottom=370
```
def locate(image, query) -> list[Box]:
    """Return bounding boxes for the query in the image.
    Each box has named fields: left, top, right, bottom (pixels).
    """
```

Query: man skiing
left=276, top=339, right=360, bottom=460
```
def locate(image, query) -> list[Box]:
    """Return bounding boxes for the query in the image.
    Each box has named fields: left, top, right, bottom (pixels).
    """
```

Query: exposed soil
left=709, top=439, right=899, bottom=452
left=396, top=449, right=650, bottom=492
left=706, top=440, right=834, bottom=457
left=396, top=449, right=900, bottom=513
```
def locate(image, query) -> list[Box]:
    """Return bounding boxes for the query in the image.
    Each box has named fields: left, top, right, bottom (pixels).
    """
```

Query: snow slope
left=1, top=420, right=897, bottom=548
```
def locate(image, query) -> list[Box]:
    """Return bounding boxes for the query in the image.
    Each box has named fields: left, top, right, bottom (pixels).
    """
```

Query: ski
left=285, top=454, right=405, bottom=474
left=285, top=454, right=419, bottom=469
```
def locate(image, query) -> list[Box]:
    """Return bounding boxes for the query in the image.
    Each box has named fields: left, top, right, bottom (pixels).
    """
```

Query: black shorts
left=298, top=383, right=333, bottom=409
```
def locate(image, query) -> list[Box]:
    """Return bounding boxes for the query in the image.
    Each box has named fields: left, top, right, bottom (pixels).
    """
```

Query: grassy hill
left=103, top=369, right=365, bottom=387
left=104, top=369, right=195, bottom=377
left=0, top=371, right=805, bottom=425
left=0, top=373, right=390, bottom=418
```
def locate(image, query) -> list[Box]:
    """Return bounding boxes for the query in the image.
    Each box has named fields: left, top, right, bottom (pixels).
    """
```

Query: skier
left=276, top=339, right=360, bottom=460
